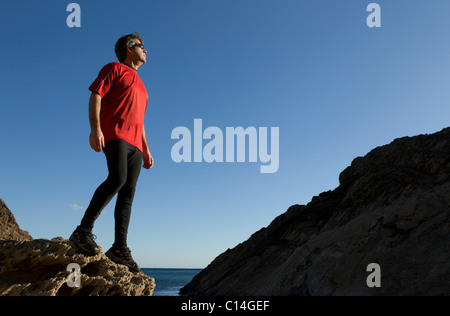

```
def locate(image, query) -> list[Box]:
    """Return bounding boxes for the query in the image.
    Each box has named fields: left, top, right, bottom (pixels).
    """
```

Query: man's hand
left=143, top=149, right=154, bottom=169
left=89, top=129, right=105, bottom=152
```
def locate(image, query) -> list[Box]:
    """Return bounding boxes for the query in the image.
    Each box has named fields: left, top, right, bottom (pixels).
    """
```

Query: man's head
left=115, top=32, right=147, bottom=66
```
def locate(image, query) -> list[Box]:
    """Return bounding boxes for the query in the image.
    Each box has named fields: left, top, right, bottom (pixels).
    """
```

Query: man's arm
left=88, top=92, right=105, bottom=152
left=142, top=124, right=154, bottom=169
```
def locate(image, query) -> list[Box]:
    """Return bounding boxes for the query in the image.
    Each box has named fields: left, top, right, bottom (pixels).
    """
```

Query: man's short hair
left=115, top=32, right=144, bottom=63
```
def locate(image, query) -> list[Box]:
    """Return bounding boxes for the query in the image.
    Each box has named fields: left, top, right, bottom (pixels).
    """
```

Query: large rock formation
left=181, top=128, right=450, bottom=296
left=0, top=199, right=155, bottom=296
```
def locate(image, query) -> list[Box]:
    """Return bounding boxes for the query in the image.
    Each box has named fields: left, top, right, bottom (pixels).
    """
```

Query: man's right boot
left=69, top=226, right=101, bottom=256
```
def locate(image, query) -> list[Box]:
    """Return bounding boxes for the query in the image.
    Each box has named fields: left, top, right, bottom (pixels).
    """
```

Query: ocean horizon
left=142, top=268, right=202, bottom=296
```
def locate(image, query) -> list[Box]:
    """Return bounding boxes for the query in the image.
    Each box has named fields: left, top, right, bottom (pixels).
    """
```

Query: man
left=70, top=32, right=153, bottom=273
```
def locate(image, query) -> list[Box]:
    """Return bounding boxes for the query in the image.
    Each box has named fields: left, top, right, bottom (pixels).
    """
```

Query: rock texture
left=181, top=128, right=450, bottom=296
left=0, top=199, right=155, bottom=296
left=0, top=199, right=32, bottom=242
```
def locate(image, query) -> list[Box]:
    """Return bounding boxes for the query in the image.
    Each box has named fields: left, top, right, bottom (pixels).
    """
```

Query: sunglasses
left=132, top=43, right=145, bottom=50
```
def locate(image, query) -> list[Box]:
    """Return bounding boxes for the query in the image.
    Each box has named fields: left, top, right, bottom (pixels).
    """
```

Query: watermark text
left=171, top=119, right=279, bottom=174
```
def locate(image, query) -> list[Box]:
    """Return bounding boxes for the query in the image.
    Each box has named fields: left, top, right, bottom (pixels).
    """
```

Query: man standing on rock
left=70, top=32, right=153, bottom=273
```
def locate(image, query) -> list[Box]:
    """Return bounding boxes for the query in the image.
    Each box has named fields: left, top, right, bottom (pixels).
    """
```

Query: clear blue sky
left=1, top=0, right=450, bottom=268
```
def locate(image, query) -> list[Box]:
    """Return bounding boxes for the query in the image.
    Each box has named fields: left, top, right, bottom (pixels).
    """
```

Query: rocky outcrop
left=181, top=128, right=450, bottom=296
left=0, top=199, right=32, bottom=242
left=0, top=199, right=155, bottom=296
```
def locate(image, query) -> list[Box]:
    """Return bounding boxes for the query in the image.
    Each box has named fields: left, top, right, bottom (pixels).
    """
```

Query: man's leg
left=71, top=140, right=128, bottom=255
left=113, top=144, right=143, bottom=249
left=106, top=143, right=143, bottom=272
left=80, top=140, right=129, bottom=229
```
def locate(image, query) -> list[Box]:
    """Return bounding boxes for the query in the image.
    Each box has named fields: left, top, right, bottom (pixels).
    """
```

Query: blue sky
left=1, top=0, right=450, bottom=268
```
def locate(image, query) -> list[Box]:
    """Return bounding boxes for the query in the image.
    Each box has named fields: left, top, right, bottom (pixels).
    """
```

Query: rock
left=0, top=200, right=155, bottom=296
left=0, top=199, right=32, bottom=242
left=0, top=239, right=155, bottom=296
left=181, top=128, right=450, bottom=296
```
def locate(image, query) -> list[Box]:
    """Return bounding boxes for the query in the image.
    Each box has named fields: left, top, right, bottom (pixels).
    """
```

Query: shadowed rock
left=181, top=128, right=450, bottom=296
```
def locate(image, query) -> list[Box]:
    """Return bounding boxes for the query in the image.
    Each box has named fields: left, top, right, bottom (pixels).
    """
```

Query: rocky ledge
left=181, top=128, right=450, bottom=296
left=0, top=199, right=155, bottom=296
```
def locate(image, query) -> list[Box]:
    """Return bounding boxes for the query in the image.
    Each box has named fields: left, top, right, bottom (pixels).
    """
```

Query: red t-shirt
left=89, top=62, right=148, bottom=152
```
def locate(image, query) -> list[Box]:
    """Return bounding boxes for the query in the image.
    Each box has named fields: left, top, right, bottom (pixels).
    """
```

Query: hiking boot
left=105, top=247, right=140, bottom=273
left=69, top=226, right=101, bottom=256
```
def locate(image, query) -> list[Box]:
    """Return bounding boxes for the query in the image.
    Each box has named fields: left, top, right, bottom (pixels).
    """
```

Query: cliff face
left=0, top=199, right=155, bottom=296
left=181, top=128, right=450, bottom=296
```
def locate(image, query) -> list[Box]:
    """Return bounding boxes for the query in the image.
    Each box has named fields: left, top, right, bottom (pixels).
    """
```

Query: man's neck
left=122, top=59, right=142, bottom=71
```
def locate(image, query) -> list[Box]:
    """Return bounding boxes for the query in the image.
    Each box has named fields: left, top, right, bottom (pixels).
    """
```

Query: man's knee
left=107, top=174, right=128, bottom=193
left=118, top=181, right=137, bottom=199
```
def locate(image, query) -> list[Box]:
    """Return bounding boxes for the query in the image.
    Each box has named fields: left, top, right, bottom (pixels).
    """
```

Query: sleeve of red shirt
left=88, top=62, right=119, bottom=98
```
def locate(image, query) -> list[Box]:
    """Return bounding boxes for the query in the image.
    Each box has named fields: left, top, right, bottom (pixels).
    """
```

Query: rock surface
left=0, top=199, right=155, bottom=296
left=181, top=128, right=450, bottom=296
left=0, top=199, right=32, bottom=242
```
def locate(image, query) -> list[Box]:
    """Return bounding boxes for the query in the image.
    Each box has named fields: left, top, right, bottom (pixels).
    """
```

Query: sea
left=141, top=268, right=202, bottom=296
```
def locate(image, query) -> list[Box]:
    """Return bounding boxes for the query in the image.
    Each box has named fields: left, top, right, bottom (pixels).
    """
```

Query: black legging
left=80, top=139, right=142, bottom=248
